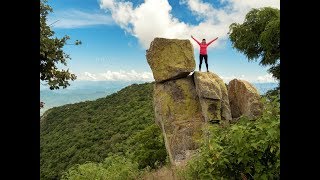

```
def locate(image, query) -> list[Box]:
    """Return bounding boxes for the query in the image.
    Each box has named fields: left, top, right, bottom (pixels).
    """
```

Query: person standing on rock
left=191, top=35, right=218, bottom=72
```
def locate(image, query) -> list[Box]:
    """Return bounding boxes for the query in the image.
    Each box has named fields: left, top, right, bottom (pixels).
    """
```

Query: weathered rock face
left=146, top=38, right=195, bottom=82
left=153, top=76, right=205, bottom=165
left=147, top=37, right=263, bottom=168
left=228, top=79, right=263, bottom=119
left=193, top=71, right=232, bottom=123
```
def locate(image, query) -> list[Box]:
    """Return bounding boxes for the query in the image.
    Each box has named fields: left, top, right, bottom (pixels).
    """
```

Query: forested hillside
left=40, top=82, right=167, bottom=179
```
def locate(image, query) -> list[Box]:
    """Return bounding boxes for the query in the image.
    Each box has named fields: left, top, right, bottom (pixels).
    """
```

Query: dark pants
left=199, top=54, right=208, bottom=71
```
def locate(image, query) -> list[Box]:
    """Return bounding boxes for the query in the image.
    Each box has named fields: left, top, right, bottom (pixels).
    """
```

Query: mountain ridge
left=40, top=81, right=277, bottom=116
left=40, top=82, right=167, bottom=179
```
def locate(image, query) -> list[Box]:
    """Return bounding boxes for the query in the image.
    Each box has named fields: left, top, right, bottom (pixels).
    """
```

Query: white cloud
left=220, top=73, right=277, bottom=83
left=228, top=0, right=280, bottom=11
left=48, top=9, right=114, bottom=28
left=99, top=0, right=279, bottom=49
left=77, top=70, right=154, bottom=81
left=220, top=74, right=246, bottom=83
left=180, top=0, right=214, bottom=20
left=256, top=74, right=277, bottom=83
left=84, top=72, right=97, bottom=80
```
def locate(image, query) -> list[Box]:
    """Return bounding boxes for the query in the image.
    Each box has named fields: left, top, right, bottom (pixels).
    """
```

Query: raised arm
left=207, top=37, right=218, bottom=46
left=191, top=35, right=201, bottom=45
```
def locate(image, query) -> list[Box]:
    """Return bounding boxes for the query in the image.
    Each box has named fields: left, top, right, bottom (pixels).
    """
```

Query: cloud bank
left=99, top=0, right=280, bottom=49
left=77, top=70, right=154, bottom=81
left=221, top=73, right=277, bottom=83
left=256, top=74, right=277, bottom=83
left=48, top=9, right=114, bottom=28
left=77, top=70, right=276, bottom=83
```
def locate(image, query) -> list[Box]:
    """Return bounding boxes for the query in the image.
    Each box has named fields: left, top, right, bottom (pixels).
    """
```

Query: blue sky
left=47, top=0, right=280, bottom=83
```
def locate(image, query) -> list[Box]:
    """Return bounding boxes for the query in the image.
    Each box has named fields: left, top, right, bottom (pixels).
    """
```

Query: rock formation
left=228, top=79, right=263, bottom=119
left=146, top=37, right=262, bottom=166
left=146, top=38, right=195, bottom=82
left=153, top=76, right=204, bottom=165
left=193, top=71, right=232, bottom=124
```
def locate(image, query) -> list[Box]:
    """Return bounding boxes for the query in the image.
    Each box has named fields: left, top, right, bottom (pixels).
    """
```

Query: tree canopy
left=40, top=0, right=81, bottom=90
left=229, top=7, right=280, bottom=80
left=40, top=82, right=167, bottom=179
left=182, top=96, right=280, bottom=179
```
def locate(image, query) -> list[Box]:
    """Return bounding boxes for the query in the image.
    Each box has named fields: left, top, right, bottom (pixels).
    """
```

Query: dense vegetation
left=41, top=81, right=280, bottom=180
left=229, top=7, right=280, bottom=81
left=40, top=1, right=280, bottom=178
left=40, top=82, right=167, bottom=179
left=40, top=0, right=81, bottom=90
left=181, top=95, right=280, bottom=179
left=62, top=155, right=140, bottom=180
left=61, top=124, right=168, bottom=180
left=60, top=91, right=280, bottom=180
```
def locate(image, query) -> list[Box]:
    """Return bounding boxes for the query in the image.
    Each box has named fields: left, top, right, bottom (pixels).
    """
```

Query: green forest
left=40, top=0, right=280, bottom=179
left=180, top=96, right=280, bottom=179
left=41, top=82, right=279, bottom=179
left=40, top=83, right=167, bottom=179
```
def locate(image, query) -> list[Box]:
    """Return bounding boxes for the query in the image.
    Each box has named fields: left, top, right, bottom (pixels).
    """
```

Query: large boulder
left=146, top=38, right=196, bottom=82
left=153, top=76, right=205, bottom=165
left=228, top=79, right=263, bottom=119
left=193, top=71, right=232, bottom=124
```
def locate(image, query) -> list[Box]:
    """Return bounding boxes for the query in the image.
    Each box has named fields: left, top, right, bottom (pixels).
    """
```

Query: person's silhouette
left=191, top=35, right=218, bottom=72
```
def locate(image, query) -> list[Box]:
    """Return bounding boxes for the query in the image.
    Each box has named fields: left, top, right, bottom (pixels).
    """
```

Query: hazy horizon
left=40, top=81, right=277, bottom=116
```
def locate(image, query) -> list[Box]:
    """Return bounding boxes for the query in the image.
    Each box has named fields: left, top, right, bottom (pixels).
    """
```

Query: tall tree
left=229, top=7, right=280, bottom=80
left=40, top=0, right=81, bottom=90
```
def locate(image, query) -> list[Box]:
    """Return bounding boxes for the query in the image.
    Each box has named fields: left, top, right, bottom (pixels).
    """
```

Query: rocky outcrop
left=228, top=79, right=263, bottom=119
left=153, top=76, right=204, bottom=165
left=194, top=71, right=232, bottom=124
left=146, top=38, right=195, bottom=82
left=146, top=37, right=263, bottom=166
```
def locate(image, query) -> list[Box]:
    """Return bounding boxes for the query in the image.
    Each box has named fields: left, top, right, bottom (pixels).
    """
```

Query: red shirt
left=192, top=37, right=218, bottom=55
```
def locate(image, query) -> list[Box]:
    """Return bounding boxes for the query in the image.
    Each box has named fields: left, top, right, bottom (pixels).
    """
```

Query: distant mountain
left=40, top=80, right=138, bottom=91
left=252, top=82, right=278, bottom=95
left=40, top=81, right=277, bottom=115
left=40, top=82, right=166, bottom=180
left=40, top=80, right=149, bottom=115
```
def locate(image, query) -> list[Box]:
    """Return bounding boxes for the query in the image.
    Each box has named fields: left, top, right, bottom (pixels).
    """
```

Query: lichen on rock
left=146, top=38, right=195, bottom=82
left=147, top=37, right=263, bottom=168
left=153, top=76, right=205, bottom=165
left=193, top=71, right=232, bottom=123
left=228, top=79, right=263, bottom=119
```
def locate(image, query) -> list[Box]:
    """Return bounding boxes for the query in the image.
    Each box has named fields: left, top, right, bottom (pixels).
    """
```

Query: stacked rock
left=146, top=37, right=262, bottom=166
